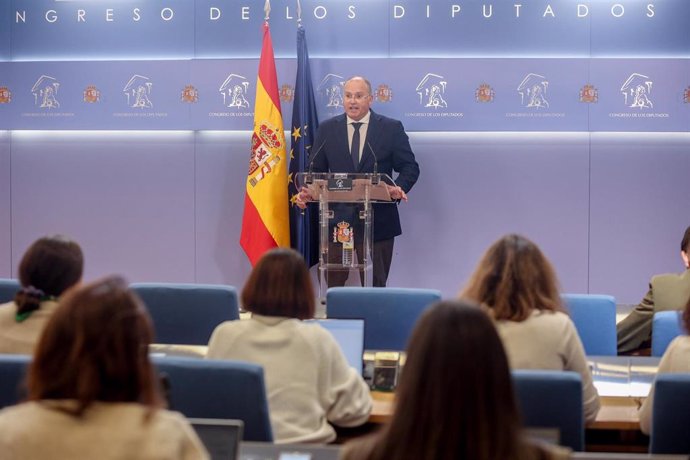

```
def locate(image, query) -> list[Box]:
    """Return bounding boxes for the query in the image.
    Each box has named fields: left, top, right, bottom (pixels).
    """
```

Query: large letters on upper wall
left=0, top=0, right=688, bottom=131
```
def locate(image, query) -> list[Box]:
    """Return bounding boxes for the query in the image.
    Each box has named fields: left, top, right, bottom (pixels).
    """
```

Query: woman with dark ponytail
left=0, top=235, right=83, bottom=354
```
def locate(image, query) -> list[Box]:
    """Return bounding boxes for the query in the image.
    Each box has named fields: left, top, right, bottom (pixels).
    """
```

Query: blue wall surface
left=1, top=0, right=689, bottom=303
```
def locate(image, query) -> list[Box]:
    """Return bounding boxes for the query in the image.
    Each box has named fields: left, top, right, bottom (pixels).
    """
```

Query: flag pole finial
left=264, top=0, right=271, bottom=21
left=296, top=0, right=302, bottom=26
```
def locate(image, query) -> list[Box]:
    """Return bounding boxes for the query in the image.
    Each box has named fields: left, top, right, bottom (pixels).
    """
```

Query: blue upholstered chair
left=0, top=279, right=20, bottom=304
left=131, top=283, right=239, bottom=345
left=0, top=354, right=30, bottom=409
left=650, top=373, right=690, bottom=454
left=326, top=287, right=442, bottom=351
left=153, top=356, right=272, bottom=442
left=651, top=311, right=685, bottom=357
left=561, top=294, right=617, bottom=356
left=512, top=370, right=584, bottom=451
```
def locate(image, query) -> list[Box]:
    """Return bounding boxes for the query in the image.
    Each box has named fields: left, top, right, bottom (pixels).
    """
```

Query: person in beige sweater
left=341, top=300, right=570, bottom=460
left=207, top=248, right=372, bottom=444
left=460, top=234, right=600, bottom=424
left=0, top=276, right=208, bottom=460
left=638, top=296, right=690, bottom=435
left=0, top=235, right=83, bottom=354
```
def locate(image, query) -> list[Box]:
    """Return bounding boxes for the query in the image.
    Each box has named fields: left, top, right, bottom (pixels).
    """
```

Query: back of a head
left=241, top=248, right=315, bottom=319
left=27, top=276, right=162, bottom=416
left=14, top=235, right=84, bottom=320
left=460, top=234, right=563, bottom=321
left=682, top=225, right=690, bottom=254
left=367, top=300, right=527, bottom=460
left=18, top=235, right=83, bottom=297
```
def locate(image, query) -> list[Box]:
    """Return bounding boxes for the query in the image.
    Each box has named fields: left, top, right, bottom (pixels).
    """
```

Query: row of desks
left=151, top=345, right=658, bottom=441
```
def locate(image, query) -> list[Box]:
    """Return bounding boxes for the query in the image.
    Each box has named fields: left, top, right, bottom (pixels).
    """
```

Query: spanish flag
left=240, top=21, right=290, bottom=266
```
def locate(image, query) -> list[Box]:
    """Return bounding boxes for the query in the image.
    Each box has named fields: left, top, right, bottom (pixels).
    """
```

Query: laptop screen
left=308, top=318, right=365, bottom=373
left=189, top=418, right=243, bottom=460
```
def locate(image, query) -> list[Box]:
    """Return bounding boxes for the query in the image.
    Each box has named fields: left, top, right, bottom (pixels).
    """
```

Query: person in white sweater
left=207, top=248, right=372, bottom=444
left=638, top=297, right=690, bottom=434
left=0, top=276, right=208, bottom=460
left=0, top=235, right=83, bottom=355
left=460, top=234, right=600, bottom=424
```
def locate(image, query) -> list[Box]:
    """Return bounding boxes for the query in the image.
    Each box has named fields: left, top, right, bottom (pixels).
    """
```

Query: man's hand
left=386, top=184, right=408, bottom=202
left=295, top=186, right=314, bottom=209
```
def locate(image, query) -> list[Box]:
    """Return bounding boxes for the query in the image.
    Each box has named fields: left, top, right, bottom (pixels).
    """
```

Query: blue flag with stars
left=289, top=25, right=319, bottom=267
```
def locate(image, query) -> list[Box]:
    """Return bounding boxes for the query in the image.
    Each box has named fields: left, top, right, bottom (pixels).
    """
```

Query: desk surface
left=369, top=356, right=660, bottom=431
left=151, top=345, right=655, bottom=431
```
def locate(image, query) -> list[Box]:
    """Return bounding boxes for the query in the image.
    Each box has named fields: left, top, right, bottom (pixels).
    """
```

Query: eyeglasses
left=344, top=93, right=370, bottom=101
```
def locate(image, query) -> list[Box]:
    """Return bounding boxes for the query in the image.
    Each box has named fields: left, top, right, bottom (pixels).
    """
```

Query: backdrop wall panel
left=1, top=0, right=689, bottom=303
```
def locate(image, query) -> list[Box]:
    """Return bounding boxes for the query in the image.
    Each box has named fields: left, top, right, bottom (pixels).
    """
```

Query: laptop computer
left=239, top=441, right=341, bottom=460
left=307, top=318, right=365, bottom=373
left=189, top=418, right=243, bottom=460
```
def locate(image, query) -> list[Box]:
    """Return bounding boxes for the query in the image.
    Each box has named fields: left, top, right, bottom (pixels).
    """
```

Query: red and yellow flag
left=240, top=22, right=290, bottom=265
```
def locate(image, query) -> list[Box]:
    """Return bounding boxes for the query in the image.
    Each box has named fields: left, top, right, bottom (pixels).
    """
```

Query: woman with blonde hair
left=460, top=234, right=600, bottom=423
left=0, top=276, right=208, bottom=460
left=341, top=300, right=569, bottom=460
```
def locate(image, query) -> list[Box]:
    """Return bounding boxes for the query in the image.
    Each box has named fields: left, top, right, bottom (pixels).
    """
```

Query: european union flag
left=289, top=25, right=319, bottom=267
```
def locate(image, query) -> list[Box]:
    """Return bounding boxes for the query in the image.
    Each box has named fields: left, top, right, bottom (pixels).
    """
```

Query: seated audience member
left=638, top=295, right=690, bottom=434
left=0, top=235, right=83, bottom=354
left=341, top=300, right=569, bottom=460
left=207, top=248, right=371, bottom=444
left=617, top=225, right=690, bottom=354
left=0, top=276, right=209, bottom=460
left=460, top=234, right=600, bottom=423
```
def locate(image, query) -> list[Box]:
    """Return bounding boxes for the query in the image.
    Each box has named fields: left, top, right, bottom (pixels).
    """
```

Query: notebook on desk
left=189, top=418, right=243, bottom=460
left=307, top=318, right=365, bottom=374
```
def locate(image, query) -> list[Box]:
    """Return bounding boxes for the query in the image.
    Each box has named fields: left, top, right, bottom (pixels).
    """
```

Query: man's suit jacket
left=617, top=269, right=690, bottom=353
left=311, top=110, right=420, bottom=241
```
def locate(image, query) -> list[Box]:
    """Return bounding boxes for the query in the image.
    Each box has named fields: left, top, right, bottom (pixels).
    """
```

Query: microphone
left=366, top=141, right=380, bottom=185
left=306, top=140, right=327, bottom=185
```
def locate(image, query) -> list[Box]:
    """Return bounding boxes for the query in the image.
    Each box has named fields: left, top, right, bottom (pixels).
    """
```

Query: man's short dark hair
left=682, top=226, right=690, bottom=254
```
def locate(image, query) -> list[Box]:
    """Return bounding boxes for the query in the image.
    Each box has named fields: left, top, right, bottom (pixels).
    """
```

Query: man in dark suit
left=296, top=76, right=419, bottom=287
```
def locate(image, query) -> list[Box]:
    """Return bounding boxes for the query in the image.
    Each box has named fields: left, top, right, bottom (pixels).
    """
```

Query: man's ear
left=682, top=251, right=689, bottom=269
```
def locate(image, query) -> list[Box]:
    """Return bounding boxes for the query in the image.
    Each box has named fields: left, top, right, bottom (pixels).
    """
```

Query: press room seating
left=649, top=373, right=690, bottom=454
left=152, top=356, right=273, bottom=442
left=651, top=311, right=685, bottom=357
left=131, top=283, right=240, bottom=345
left=512, top=369, right=584, bottom=451
left=0, top=354, right=29, bottom=409
left=562, top=294, right=617, bottom=356
left=0, top=279, right=20, bottom=305
left=326, top=287, right=442, bottom=351
left=0, top=354, right=273, bottom=442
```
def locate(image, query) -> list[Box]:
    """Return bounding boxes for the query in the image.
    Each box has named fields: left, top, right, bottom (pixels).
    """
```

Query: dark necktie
left=351, top=122, right=362, bottom=170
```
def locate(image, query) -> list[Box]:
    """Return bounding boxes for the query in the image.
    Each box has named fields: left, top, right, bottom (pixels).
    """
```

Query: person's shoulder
left=651, top=270, right=689, bottom=284
left=320, top=114, right=346, bottom=127
left=665, top=335, right=690, bottom=357
left=370, top=110, right=402, bottom=126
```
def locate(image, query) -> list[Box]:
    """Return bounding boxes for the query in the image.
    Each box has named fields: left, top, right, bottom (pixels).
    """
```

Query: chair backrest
left=153, top=356, right=273, bottom=442
left=650, top=373, right=690, bottom=454
left=561, top=294, right=617, bottom=356
left=0, top=279, right=20, bottom=304
left=0, top=354, right=31, bottom=409
left=326, top=287, right=442, bottom=351
left=652, top=311, right=686, bottom=357
left=512, top=370, right=584, bottom=451
left=131, top=283, right=239, bottom=345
